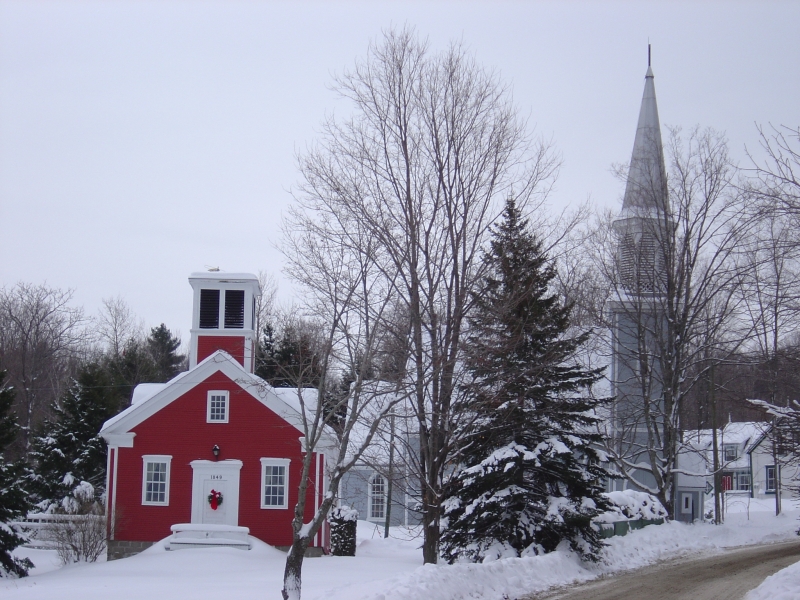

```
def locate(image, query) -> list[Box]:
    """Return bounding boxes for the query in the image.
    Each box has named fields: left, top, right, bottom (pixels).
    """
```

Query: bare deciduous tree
left=254, top=270, right=278, bottom=339
left=96, top=296, right=143, bottom=358
left=293, top=26, right=559, bottom=564
left=735, top=208, right=800, bottom=514
left=748, top=124, right=800, bottom=219
left=595, top=127, right=752, bottom=516
left=0, top=283, right=85, bottom=459
left=278, top=182, right=409, bottom=599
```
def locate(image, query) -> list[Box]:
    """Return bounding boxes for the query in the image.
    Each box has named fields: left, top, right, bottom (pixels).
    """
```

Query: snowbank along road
left=526, top=539, right=800, bottom=600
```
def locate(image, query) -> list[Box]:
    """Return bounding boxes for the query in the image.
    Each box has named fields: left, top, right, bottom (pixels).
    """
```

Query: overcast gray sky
left=1, top=1, right=798, bottom=346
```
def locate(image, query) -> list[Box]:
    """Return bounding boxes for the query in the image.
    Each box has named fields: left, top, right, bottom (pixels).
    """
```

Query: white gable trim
left=100, top=351, right=308, bottom=439
left=105, top=433, right=135, bottom=448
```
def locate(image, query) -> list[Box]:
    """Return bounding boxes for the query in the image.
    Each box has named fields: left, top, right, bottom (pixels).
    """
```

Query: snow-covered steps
left=165, top=523, right=252, bottom=551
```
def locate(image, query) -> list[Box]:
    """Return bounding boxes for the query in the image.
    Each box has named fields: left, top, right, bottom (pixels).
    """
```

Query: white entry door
left=190, top=459, right=243, bottom=526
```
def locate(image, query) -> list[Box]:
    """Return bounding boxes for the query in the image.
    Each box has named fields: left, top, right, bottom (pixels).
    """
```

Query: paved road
left=524, top=539, right=800, bottom=600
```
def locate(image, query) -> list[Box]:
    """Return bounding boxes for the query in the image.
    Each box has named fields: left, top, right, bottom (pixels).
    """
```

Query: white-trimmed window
left=766, top=465, right=777, bottom=492
left=737, top=472, right=751, bottom=491
left=260, top=458, right=290, bottom=509
left=207, top=390, right=229, bottom=423
left=142, top=455, right=172, bottom=505
left=369, top=474, right=387, bottom=521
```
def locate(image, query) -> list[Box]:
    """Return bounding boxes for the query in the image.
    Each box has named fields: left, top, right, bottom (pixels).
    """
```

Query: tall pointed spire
left=613, top=50, right=670, bottom=295
left=620, top=48, right=667, bottom=217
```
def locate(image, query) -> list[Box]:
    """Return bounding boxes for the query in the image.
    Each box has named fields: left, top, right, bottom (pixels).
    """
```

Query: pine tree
left=441, top=198, right=610, bottom=563
left=0, top=369, right=33, bottom=577
left=255, top=322, right=280, bottom=383
left=146, top=323, right=185, bottom=381
left=29, top=363, right=120, bottom=511
left=255, top=321, right=323, bottom=388
left=101, top=324, right=184, bottom=408
left=104, top=338, right=157, bottom=405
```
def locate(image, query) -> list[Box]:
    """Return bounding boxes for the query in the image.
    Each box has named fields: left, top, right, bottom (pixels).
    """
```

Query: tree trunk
left=282, top=537, right=309, bottom=600
left=421, top=479, right=440, bottom=563
left=772, top=426, right=782, bottom=516
left=710, top=363, right=722, bottom=525
left=384, top=414, right=395, bottom=538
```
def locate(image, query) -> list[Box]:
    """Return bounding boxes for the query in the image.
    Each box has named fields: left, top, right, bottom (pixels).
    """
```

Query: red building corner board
left=100, top=273, right=334, bottom=556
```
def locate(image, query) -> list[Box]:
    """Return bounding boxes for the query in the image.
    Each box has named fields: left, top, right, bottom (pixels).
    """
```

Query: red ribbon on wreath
left=208, top=489, right=223, bottom=511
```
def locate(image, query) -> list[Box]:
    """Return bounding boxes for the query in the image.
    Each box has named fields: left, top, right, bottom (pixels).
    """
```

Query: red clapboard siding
left=112, top=370, right=320, bottom=547
left=197, top=335, right=245, bottom=366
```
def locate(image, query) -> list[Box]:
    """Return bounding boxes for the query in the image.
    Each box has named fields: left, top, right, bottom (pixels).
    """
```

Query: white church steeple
left=620, top=45, right=668, bottom=218
left=613, top=47, right=670, bottom=294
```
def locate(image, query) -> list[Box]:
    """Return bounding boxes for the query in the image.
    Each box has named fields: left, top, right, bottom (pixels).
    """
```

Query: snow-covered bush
left=595, top=490, right=667, bottom=523
left=329, top=506, right=358, bottom=557
left=46, top=480, right=106, bottom=564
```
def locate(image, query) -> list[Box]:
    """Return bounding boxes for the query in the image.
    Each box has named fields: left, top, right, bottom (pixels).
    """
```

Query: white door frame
left=190, top=459, right=243, bottom=526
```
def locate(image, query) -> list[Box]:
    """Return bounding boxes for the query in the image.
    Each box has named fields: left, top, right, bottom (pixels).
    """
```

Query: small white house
left=683, top=421, right=799, bottom=504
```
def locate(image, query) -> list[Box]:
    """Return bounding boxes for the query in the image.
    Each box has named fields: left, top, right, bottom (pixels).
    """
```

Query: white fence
left=10, top=513, right=107, bottom=549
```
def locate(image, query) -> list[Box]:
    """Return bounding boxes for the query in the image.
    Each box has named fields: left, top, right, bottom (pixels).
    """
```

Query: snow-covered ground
left=746, top=557, right=800, bottom=600
left=741, top=499, right=800, bottom=600
left=4, top=498, right=800, bottom=600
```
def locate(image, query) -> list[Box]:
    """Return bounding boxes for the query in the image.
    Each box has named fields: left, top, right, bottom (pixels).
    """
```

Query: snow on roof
left=131, top=383, right=168, bottom=406
left=683, top=421, right=769, bottom=460
left=345, top=386, right=417, bottom=465
left=270, top=387, right=319, bottom=416
left=188, top=271, right=259, bottom=282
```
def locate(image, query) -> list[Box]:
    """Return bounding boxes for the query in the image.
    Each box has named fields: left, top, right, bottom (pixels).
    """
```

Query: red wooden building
left=100, top=272, right=333, bottom=558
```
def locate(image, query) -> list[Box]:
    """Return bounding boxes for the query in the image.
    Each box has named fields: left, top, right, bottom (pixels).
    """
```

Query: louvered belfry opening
left=199, top=289, right=220, bottom=328
left=617, top=229, right=668, bottom=295
left=224, top=289, right=245, bottom=329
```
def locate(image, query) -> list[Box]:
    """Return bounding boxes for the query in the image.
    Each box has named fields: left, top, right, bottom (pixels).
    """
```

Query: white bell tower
left=188, top=271, right=261, bottom=372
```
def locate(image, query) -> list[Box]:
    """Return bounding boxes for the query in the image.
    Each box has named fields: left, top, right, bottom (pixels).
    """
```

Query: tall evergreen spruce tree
left=30, top=363, right=120, bottom=511
left=104, top=323, right=185, bottom=408
left=146, top=323, right=185, bottom=381
left=441, top=199, right=610, bottom=563
left=0, top=370, right=33, bottom=577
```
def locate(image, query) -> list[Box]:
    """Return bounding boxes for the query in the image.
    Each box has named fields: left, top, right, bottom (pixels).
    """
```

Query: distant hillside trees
left=255, top=317, right=324, bottom=389
left=0, top=283, right=85, bottom=461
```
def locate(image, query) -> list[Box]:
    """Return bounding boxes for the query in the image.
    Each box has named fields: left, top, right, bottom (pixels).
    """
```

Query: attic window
left=207, top=391, right=229, bottom=423
left=723, top=444, right=738, bottom=462
left=199, top=290, right=220, bottom=329
left=224, top=290, right=245, bottom=329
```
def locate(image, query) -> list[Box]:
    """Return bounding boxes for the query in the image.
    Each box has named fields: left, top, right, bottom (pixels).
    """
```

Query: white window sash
left=260, top=458, right=290, bottom=509
left=207, top=390, right=230, bottom=423
left=142, top=455, right=172, bottom=506
left=369, top=475, right=387, bottom=521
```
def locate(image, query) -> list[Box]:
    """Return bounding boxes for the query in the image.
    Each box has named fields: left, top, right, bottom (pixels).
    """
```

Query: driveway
left=524, top=539, right=800, bottom=600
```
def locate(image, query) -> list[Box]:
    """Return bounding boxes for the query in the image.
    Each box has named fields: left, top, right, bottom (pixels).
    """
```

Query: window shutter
left=199, top=290, right=220, bottom=329
left=225, top=290, right=245, bottom=329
